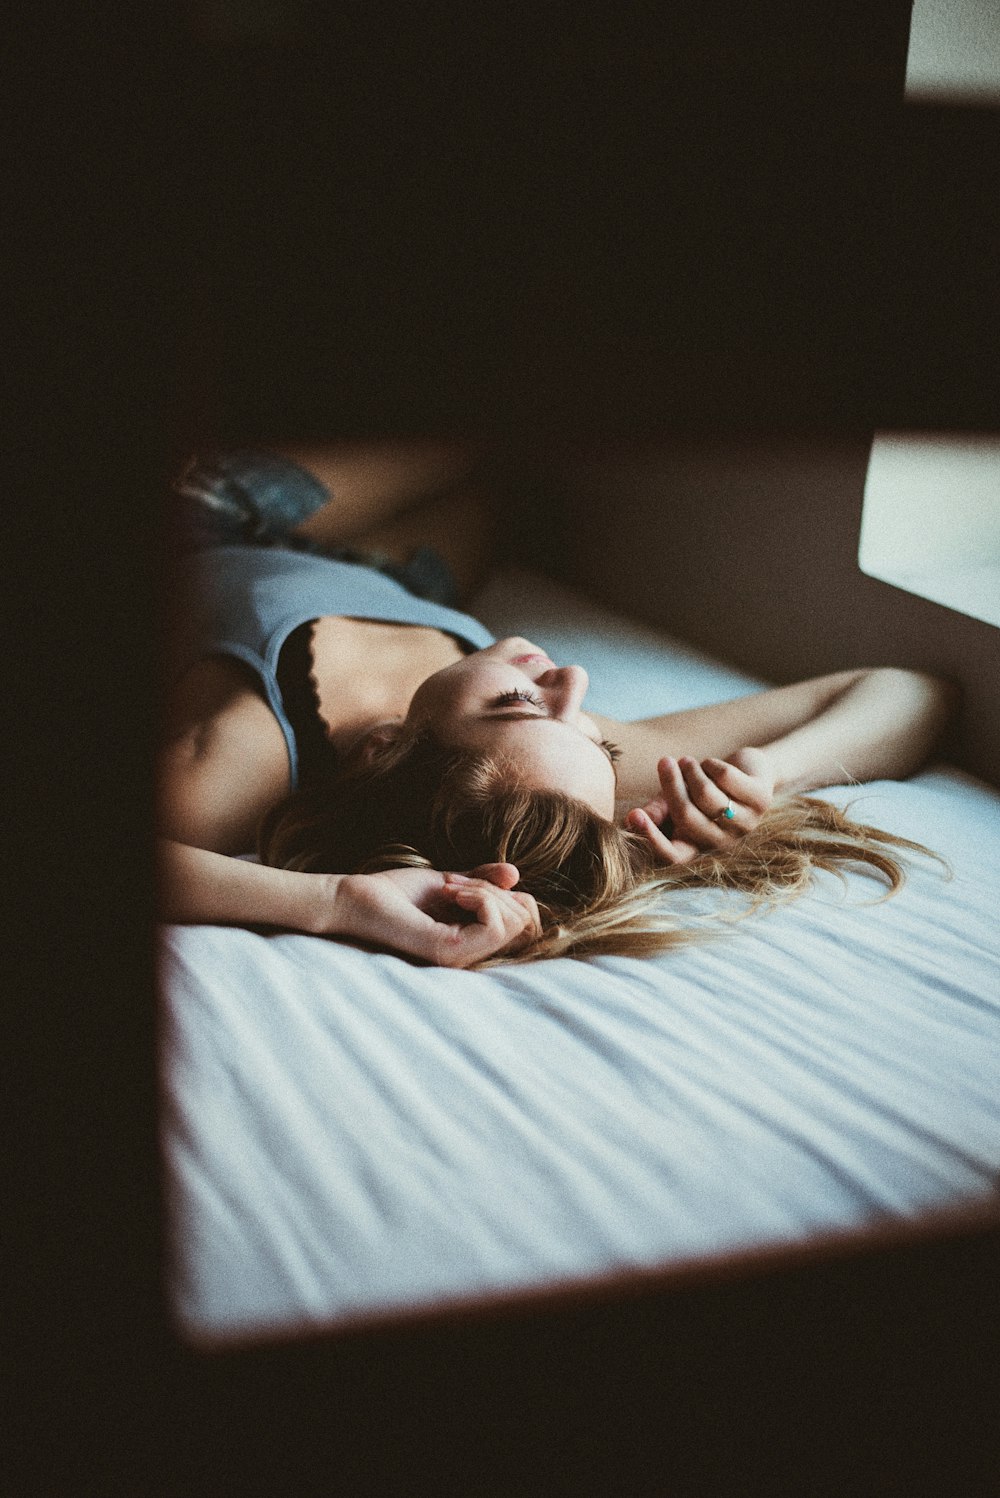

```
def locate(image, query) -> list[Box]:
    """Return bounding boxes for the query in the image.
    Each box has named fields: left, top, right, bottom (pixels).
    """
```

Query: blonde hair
left=258, top=729, right=938, bottom=966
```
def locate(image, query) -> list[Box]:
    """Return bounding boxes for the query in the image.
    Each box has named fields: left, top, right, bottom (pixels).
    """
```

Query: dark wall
left=522, top=83, right=1000, bottom=781
left=541, top=436, right=999, bottom=786
left=886, top=102, right=1000, bottom=428
left=176, top=0, right=920, bottom=440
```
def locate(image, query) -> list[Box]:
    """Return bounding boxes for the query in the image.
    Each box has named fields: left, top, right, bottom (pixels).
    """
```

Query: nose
left=537, top=664, right=589, bottom=717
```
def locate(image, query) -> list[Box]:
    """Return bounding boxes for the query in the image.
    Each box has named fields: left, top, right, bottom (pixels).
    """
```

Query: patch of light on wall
left=906, top=0, right=1000, bottom=105
left=859, top=433, right=1000, bottom=628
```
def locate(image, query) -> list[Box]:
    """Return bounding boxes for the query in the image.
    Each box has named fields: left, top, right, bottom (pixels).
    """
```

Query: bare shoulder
left=159, top=657, right=291, bottom=854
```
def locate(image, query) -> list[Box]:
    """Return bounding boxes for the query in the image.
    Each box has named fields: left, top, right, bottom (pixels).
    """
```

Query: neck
left=307, top=616, right=464, bottom=753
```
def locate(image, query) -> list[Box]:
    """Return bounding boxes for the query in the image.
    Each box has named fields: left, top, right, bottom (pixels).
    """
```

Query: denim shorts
left=173, top=449, right=331, bottom=550
left=172, top=448, right=458, bottom=606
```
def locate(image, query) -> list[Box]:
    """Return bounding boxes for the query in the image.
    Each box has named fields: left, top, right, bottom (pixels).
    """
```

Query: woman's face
left=405, top=637, right=618, bottom=818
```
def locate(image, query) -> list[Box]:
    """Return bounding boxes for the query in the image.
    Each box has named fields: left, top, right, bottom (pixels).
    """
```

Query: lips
left=511, top=653, right=554, bottom=668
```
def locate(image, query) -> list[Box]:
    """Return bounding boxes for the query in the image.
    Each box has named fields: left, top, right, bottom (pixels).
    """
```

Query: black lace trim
left=276, top=620, right=338, bottom=786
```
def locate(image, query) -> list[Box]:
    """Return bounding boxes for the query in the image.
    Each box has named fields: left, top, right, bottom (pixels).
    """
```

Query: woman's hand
left=330, top=864, right=542, bottom=968
left=158, top=839, right=540, bottom=965
left=624, top=748, right=776, bottom=865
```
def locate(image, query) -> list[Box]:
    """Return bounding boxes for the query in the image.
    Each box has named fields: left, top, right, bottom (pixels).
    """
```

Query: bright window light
left=859, top=433, right=1000, bottom=628
left=906, top=0, right=1000, bottom=106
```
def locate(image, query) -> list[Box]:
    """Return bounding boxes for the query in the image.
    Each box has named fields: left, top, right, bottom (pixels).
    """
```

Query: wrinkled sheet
left=162, top=570, right=1000, bottom=1341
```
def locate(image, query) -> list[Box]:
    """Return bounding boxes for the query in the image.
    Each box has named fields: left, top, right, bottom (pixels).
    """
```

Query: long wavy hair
left=258, top=728, right=939, bottom=966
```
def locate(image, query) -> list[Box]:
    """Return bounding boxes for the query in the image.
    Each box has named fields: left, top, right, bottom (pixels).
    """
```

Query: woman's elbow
left=908, top=669, right=961, bottom=724
left=882, top=668, right=962, bottom=760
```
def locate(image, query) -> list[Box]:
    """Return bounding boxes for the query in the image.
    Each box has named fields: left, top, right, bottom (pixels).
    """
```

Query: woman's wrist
left=205, top=858, right=343, bottom=934
left=287, top=868, right=345, bottom=936
left=727, top=744, right=780, bottom=795
left=748, top=741, right=826, bottom=797
left=743, top=669, right=956, bottom=795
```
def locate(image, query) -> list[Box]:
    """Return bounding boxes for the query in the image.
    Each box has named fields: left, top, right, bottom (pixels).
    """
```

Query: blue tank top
left=185, top=546, right=495, bottom=786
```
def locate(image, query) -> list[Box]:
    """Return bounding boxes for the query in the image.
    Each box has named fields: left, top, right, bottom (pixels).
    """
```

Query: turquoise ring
left=714, top=801, right=736, bottom=823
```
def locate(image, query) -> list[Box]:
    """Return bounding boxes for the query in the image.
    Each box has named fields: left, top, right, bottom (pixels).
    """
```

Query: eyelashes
left=491, top=690, right=622, bottom=768
left=492, top=689, right=544, bottom=708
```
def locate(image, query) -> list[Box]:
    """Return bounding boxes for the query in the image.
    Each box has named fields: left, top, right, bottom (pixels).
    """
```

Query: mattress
left=161, top=568, right=1000, bottom=1344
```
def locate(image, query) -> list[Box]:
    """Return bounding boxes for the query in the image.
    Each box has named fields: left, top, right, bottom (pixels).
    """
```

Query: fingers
left=453, top=862, right=521, bottom=891
left=657, top=756, right=733, bottom=844
left=675, top=756, right=735, bottom=821
left=501, top=890, right=543, bottom=953
left=624, top=807, right=701, bottom=865
left=637, top=793, right=671, bottom=825
left=624, top=754, right=748, bottom=864
left=624, top=749, right=775, bottom=864
left=454, top=884, right=541, bottom=946
left=435, top=882, right=542, bottom=966
left=701, top=757, right=773, bottom=814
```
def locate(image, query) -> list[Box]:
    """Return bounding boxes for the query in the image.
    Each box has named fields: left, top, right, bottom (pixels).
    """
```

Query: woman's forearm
left=158, top=838, right=341, bottom=933
left=157, top=841, right=543, bottom=967
left=759, top=669, right=958, bottom=794
left=601, top=668, right=957, bottom=804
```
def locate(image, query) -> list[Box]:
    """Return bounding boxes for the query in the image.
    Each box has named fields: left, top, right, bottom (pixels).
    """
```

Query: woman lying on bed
left=158, top=445, right=956, bottom=968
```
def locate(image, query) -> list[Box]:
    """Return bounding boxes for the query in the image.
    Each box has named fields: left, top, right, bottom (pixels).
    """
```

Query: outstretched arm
left=595, top=668, right=958, bottom=865
left=157, top=840, right=541, bottom=968
left=596, top=668, right=958, bottom=804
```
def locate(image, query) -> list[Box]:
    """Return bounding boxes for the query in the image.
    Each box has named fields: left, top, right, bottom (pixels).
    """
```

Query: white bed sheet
left=162, top=569, right=1000, bottom=1342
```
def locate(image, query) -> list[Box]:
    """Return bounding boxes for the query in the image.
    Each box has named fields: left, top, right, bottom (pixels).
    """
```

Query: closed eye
left=483, top=698, right=620, bottom=776
left=491, top=689, right=544, bottom=709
